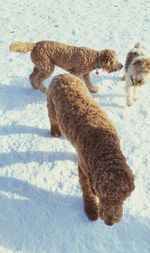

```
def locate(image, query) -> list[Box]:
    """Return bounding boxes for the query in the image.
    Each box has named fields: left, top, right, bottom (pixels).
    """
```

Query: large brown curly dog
left=10, top=40, right=123, bottom=93
left=47, top=73, right=135, bottom=226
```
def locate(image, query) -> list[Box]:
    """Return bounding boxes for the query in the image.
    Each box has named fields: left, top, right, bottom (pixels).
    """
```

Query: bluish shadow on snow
left=0, top=176, right=83, bottom=253
left=93, top=93, right=125, bottom=99
left=0, top=151, right=77, bottom=167
left=91, top=73, right=122, bottom=85
left=92, top=93, right=125, bottom=109
left=90, top=73, right=125, bottom=109
left=0, top=177, right=149, bottom=253
left=96, top=101, right=124, bottom=109
left=0, top=76, right=46, bottom=111
left=0, top=124, right=50, bottom=138
left=0, top=74, right=124, bottom=111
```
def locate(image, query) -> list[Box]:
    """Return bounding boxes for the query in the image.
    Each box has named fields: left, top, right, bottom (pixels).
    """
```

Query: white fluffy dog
left=122, top=43, right=150, bottom=106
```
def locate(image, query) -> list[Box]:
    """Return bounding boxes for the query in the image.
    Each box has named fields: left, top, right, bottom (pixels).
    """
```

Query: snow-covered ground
left=0, top=0, right=150, bottom=252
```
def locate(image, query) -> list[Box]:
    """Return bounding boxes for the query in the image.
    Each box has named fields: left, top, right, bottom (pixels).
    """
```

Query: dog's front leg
left=121, top=71, right=126, bottom=81
left=133, top=86, right=140, bottom=102
left=82, top=73, right=99, bottom=93
left=126, top=86, right=134, bottom=106
left=78, top=164, right=99, bottom=221
left=47, top=95, right=62, bottom=138
left=125, top=76, right=134, bottom=106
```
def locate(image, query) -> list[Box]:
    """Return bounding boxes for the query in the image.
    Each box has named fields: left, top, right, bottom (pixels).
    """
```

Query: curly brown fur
left=122, top=43, right=150, bottom=106
left=10, top=40, right=123, bottom=93
left=47, top=73, right=135, bottom=226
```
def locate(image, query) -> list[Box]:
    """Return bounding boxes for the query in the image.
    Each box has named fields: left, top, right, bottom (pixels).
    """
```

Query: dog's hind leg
left=30, top=63, right=55, bottom=93
left=29, top=66, right=39, bottom=89
left=47, top=95, right=62, bottom=138
left=35, top=71, right=52, bottom=93
left=82, top=73, right=99, bottom=93
left=78, top=165, right=98, bottom=221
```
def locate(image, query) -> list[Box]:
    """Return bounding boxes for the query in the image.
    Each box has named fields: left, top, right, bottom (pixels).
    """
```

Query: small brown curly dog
left=47, top=73, right=135, bottom=226
left=10, top=40, right=123, bottom=93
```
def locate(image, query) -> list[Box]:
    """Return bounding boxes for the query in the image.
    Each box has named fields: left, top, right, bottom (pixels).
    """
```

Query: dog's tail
left=10, top=42, right=36, bottom=53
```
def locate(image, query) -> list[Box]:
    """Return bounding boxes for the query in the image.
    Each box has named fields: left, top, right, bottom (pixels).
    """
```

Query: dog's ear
left=100, top=50, right=109, bottom=64
left=97, top=166, right=135, bottom=200
left=132, top=59, right=143, bottom=68
left=100, top=50, right=116, bottom=65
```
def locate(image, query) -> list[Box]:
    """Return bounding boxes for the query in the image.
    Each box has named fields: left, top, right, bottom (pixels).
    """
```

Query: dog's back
left=48, top=74, right=118, bottom=147
left=125, top=43, right=145, bottom=72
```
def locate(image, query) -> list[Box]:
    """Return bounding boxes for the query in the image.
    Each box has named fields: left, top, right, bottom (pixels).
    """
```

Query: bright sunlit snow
left=0, top=0, right=150, bottom=252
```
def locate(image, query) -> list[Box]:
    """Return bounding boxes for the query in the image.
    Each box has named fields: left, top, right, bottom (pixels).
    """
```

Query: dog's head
left=99, top=198, right=123, bottom=226
left=131, top=57, right=150, bottom=85
left=97, top=166, right=135, bottom=226
left=99, top=49, right=123, bottom=73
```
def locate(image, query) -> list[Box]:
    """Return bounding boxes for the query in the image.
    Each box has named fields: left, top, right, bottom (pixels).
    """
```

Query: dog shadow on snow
left=0, top=73, right=124, bottom=139
left=0, top=123, right=50, bottom=138
left=0, top=150, right=77, bottom=167
left=0, top=122, right=77, bottom=167
left=0, top=176, right=149, bottom=253
left=0, top=74, right=124, bottom=111
left=92, top=73, right=122, bottom=84
left=91, top=73, right=125, bottom=109
left=0, top=76, right=47, bottom=111
left=0, top=176, right=83, bottom=253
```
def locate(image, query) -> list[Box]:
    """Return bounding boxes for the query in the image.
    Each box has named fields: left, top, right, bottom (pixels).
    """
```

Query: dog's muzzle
left=104, top=210, right=115, bottom=226
left=111, top=63, right=123, bottom=72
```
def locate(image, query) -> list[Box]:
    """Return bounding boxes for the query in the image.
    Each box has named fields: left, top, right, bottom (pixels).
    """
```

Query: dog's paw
left=89, top=85, right=100, bottom=93
left=84, top=198, right=99, bottom=221
left=133, top=97, right=138, bottom=102
left=121, top=76, right=126, bottom=81
left=51, top=126, right=62, bottom=138
left=127, top=100, right=133, bottom=107
left=85, top=205, right=99, bottom=221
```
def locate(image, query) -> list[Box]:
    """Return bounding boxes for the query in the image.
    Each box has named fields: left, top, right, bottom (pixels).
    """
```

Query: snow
left=0, top=0, right=150, bottom=252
